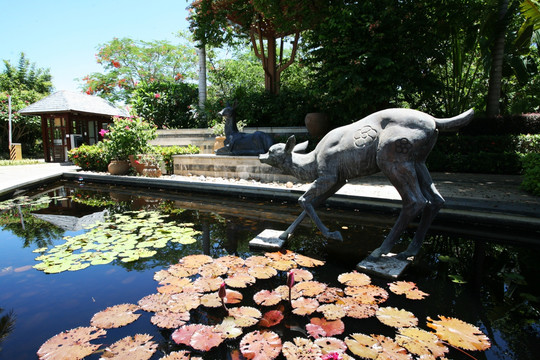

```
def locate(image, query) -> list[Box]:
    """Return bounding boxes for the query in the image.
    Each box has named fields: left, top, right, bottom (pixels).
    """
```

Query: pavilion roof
left=19, top=90, right=129, bottom=117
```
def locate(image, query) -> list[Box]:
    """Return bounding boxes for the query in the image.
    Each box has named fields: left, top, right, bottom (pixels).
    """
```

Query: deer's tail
left=434, top=108, right=474, bottom=132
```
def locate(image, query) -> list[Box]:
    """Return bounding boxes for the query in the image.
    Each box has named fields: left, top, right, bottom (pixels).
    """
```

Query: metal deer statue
left=215, top=103, right=273, bottom=156
left=259, top=108, right=474, bottom=260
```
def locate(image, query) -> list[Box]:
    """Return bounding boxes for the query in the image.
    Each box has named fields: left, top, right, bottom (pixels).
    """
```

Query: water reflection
left=0, top=307, right=15, bottom=350
left=0, top=181, right=538, bottom=359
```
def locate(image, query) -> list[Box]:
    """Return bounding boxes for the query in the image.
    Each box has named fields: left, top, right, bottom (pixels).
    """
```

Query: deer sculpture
left=215, top=103, right=273, bottom=156
left=259, top=108, right=474, bottom=260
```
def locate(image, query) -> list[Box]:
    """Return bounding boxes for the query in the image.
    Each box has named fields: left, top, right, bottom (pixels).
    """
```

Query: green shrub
left=427, top=134, right=540, bottom=174
left=151, top=145, right=200, bottom=174
left=68, top=143, right=111, bottom=172
left=102, top=116, right=157, bottom=161
left=521, top=153, right=540, bottom=196
left=0, top=159, right=41, bottom=166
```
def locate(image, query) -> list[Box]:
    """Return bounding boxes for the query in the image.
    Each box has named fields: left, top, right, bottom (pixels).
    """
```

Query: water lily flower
left=322, top=352, right=342, bottom=360
left=219, top=282, right=228, bottom=312
left=287, top=270, right=295, bottom=304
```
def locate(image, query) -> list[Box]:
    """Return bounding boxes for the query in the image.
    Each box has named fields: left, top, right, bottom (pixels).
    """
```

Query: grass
left=0, top=159, right=42, bottom=166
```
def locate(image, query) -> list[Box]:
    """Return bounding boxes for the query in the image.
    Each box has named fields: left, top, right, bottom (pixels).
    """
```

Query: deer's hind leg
left=368, top=161, right=428, bottom=259
left=396, top=162, right=444, bottom=259
left=288, top=176, right=345, bottom=241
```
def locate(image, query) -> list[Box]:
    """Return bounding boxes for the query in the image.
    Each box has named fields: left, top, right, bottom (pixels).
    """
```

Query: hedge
left=68, top=143, right=200, bottom=173
left=427, top=134, right=540, bottom=174
left=521, top=153, right=540, bottom=196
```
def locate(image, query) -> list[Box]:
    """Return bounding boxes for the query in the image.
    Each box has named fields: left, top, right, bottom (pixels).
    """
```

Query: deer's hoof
left=368, top=248, right=384, bottom=260
left=327, top=231, right=343, bottom=241
left=396, top=250, right=416, bottom=261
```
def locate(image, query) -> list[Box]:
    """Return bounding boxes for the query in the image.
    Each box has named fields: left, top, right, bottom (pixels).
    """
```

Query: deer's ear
left=284, top=135, right=296, bottom=154
left=293, top=140, right=309, bottom=154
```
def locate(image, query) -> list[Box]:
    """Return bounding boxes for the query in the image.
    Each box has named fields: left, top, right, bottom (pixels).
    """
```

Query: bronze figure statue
left=215, top=104, right=273, bottom=156
left=259, top=108, right=474, bottom=260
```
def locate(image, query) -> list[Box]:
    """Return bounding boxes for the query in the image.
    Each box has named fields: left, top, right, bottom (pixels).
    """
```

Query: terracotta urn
left=108, top=160, right=130, bottom=175
left=305, top=112, right=330, bottom=138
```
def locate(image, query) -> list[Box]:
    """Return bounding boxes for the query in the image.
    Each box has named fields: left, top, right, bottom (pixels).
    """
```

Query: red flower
left=154, top=93, right=161, bottom=99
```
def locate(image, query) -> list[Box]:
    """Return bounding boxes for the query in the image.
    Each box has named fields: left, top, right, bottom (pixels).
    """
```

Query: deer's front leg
left=298, top=176, right=344, bottom=241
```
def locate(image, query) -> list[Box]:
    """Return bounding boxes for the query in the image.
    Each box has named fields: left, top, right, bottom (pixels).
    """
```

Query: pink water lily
left=322, top=352, right=342, bottom=360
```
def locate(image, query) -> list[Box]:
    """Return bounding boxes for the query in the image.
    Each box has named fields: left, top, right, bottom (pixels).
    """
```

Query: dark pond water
left=0, top=180, right=538, bottom=359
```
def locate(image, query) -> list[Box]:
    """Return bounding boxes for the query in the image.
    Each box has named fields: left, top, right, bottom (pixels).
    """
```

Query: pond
left=0, top=180, right=538, bottom=359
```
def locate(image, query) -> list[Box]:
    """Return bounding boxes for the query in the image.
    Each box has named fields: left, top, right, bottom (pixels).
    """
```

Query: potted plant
left=101, top=116, right=157, bottom=175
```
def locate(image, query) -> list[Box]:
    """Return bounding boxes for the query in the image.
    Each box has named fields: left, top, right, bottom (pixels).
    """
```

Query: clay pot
left=108, top=160, right=130, bottom=175
left=305, top=113, right=330, bottom=138
left=213, top=136, right=226, bottom=152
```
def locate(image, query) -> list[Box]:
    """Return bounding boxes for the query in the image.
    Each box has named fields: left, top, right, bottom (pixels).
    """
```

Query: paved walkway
left=1, top=162, right=539, bottom=229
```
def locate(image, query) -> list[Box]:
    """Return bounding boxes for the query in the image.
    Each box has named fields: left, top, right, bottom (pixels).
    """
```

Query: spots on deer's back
left=353, top=125, right=378, bottom=149
left=395, top=138, right=413, bottom=154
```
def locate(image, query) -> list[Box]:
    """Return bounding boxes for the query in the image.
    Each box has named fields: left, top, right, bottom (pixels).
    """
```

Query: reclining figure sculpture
left=259, top=108, right=473, bottom=260
left=215, top=103, right=273, bottom=156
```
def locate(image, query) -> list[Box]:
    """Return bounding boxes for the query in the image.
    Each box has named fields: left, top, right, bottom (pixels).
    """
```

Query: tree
left=0, top=53, right=52, bottom=157
left=130, top=81, right=200, bottom=129
left=302, top=0, right=454, bottom=124
left=486, top=0, right=511, bottom=116
left=188, top=0, right=328, bottom=94
left=81, top=36, right=198, bottom=103
left=0, top=52, right=52, bottom=93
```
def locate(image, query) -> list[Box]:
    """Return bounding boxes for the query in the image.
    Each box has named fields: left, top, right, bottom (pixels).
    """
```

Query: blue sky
left=0, top=0, right=191, bottom=92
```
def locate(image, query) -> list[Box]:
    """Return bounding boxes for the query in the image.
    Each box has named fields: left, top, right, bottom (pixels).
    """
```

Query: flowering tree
left=188, top=0, right=328, bottom=94
left=130, top=81, right=200, bottom=129
left=81, top=36, right=198, bottom=103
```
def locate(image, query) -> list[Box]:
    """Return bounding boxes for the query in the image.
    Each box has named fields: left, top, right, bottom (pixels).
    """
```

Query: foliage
left=80, top=36, right=198, bottom=103
left=0, top=53, right=52, bottom=93
left=0, top=53, right=52, bottom=157
left=0, top=195, right=65, bottom=248
left=39, top=250, right=492, bottom=359
left=520, top=152, right=540, bottom=195
left=102, top=116, right=157, bottom=161
left=189, top=0, right=328, bottom=93
left=130, top=80, right=200, bottom=129
left=0, top=307, right=15, bottom=350
left=300, top=0, right=448, bottom=124
left=68, top=142, right=110, bottom=172
left=201, top=47, right=316, bottom=128
left=33, top=210, right=200, bottom=274
left=427, top=134, right=540, bottom=174
left=36, top=326, right=106, bottom=360
left=152, top=145, right=200, bottom=174
left=462, top=113, right=540, bottom=135
left=0, top=159, right=40, bottom=166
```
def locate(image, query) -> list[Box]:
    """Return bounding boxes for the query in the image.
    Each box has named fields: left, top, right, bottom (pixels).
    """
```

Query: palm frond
left=521, top=0, right=540, bottom=29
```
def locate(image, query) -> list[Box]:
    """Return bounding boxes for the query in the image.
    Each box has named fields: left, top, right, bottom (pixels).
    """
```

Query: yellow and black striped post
left=10, top=143, right=22, bottom=161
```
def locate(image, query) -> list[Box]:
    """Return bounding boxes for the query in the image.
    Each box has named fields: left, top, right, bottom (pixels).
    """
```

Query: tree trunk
left=265, top=36, right=279, bottom=94
left=486, top=0, right=509, bottom=117
left=197, top=44, right=207, bottom=111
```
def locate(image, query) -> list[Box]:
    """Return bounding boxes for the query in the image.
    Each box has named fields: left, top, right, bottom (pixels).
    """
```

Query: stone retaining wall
left=173, top=154, right=298, bottom=183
